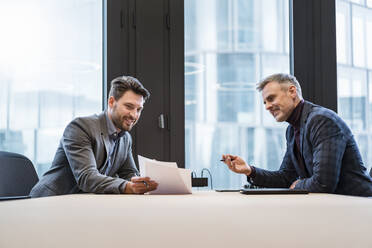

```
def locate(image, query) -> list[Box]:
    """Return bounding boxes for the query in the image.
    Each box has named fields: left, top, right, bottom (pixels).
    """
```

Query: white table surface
left=1, top=191, right=372, bottom=248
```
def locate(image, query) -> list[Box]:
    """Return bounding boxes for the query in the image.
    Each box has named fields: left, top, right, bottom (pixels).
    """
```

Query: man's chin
left=274, top=115, right=285, bottom=122
left=121, top=124, right=134, bottom=132
left=120, top=127, right=131, bottom=132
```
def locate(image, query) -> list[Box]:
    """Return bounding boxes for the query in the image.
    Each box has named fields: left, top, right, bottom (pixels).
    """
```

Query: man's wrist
left=123, top=181, right=133, bottom=194
left=246, top=165, right=256, bottom=178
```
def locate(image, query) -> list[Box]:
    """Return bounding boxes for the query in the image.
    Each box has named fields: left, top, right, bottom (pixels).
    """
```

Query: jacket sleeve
left=62, top=119, right=127, bottom=194
left=249, top=127, right=298, bottom=188
left=294, top=115, right=346, bottom=193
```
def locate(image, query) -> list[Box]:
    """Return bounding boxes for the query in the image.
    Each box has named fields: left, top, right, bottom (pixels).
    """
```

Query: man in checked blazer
left=30, top=76, right=158, bottom=197
left=222, top=73, right=372, bottom=196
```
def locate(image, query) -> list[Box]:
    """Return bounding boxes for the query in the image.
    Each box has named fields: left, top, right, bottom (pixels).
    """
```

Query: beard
left=111, top=107, right=137, bottom=131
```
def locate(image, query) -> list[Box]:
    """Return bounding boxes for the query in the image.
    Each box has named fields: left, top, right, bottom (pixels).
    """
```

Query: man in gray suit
left=222, top=73, right=372, bottom=196
left=31, top=76, right=158, bottom=197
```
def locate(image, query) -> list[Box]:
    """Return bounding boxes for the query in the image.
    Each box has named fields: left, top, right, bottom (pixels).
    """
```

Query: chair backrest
left=0, top=151, right=39, bottom=197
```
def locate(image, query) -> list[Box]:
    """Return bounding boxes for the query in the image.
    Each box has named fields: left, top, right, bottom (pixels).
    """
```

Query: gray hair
left=256, top=73, right=302, bottom=98
left=109, top=75, right=150, bottom=102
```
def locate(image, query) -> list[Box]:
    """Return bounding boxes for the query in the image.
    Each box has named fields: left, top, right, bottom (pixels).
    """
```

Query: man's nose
left=129, top=110, right=137, bottom=119
left=265, top=102, right=272, bottom=110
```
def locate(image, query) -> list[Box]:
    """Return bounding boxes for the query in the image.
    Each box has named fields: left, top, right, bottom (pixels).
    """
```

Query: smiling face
left=108, top=90, right=144, bottom=131
left=261, top=81, right=300, bottom=122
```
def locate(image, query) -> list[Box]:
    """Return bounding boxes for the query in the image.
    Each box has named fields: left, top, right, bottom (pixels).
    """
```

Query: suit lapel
left=299, top=102, right=311, bottom=155
left=98, top=112, right=110, bottom=160
left=299, top=101, right=314, bottom=176
left=98, top=112, right=128, bottom=176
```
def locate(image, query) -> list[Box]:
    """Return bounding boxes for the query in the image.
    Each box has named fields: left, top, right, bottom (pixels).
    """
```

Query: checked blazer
left=250, top=101, right=372, bottom=196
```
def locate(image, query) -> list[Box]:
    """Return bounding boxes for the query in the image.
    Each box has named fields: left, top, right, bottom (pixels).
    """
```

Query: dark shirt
left=100, top=111, right=126, bottom=172
left=105, top=111, right=126, bottom=153
left=286, top=100, right=307, bottom=178
left=249, top=100, right=305, bottom=180
left=286, top=100, right=305, bottom=150
left=102, top=111, right=129, bottom=191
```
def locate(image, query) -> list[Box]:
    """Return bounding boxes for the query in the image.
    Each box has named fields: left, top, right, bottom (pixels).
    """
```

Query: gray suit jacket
left=250, top=101, right=372, bottom=196
left=30, top=112, right=139, bottom=197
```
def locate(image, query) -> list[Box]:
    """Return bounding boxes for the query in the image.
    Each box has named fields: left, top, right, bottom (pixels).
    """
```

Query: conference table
left=1, top=191, right=372, bottom=248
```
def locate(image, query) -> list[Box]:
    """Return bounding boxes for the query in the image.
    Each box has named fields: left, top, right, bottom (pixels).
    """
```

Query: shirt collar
left=286, top=99, right=304, bottom=128
left=105, top=111, right=126, bottom=140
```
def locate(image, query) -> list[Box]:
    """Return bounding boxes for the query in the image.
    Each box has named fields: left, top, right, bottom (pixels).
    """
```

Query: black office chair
left=0, top=151, right=39, bottom=198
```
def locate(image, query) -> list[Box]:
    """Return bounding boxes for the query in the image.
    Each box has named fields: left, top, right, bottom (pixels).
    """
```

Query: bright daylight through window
left=336, top=0, right=372, bottom=173
left=0, top=1, right=103, bottom=176
left=185, top=0, right=290, bottom=189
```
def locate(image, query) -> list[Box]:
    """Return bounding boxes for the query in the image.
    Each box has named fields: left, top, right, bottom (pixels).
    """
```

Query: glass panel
left=337, top=66, right=367, bottom=131
left=352, top=6, right=366, bottom=67
left=351, top=5, right=372, bottom=69
left=367, top=20, right=372, bottom=69
left=185, top=0, right=290, bottom=189
left=336, top=0, right=351, bottom=65
left=369, top=71, right=372, bottom=131
left=0, top=1, right=103, bottom=176
left=349, top=0, right=363, bottom=4
left=336, top=0, right=372, bottom=172
left=368, top=0, right=372, bottom=8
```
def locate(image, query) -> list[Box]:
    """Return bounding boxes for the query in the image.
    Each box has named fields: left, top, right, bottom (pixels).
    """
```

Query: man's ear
left=288, top=85, right=297, bottom=97
left=108, top=96, right=115, bottom=108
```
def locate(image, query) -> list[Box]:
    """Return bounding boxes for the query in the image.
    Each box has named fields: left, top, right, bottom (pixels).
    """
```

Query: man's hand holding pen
left=221, top=154, right=252, bottom=176
left=124, top=176, right=158, bottom=194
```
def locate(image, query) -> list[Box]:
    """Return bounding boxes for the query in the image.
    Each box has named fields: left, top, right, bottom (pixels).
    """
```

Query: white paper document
left=138, top=155, right=192, bottom=194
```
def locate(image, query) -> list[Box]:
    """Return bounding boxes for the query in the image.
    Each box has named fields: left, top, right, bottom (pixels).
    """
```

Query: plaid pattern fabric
left=251, top=101, right=372, bottom=196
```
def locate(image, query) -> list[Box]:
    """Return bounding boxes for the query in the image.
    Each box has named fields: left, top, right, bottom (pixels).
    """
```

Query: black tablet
left=240, top=188, right=308, bottom=195
left=215, top=189, right=241, bottom=192
left=0, top=195, right=31, bottom=201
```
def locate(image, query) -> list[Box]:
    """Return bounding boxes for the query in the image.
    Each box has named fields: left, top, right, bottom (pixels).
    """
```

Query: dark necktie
left=104, top=136, right=120, bottom=176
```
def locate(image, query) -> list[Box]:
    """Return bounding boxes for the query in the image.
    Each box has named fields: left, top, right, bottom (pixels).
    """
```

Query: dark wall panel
left=293, top=0, right=337, bottom=112
left=133, top=0, right=170, bottom=161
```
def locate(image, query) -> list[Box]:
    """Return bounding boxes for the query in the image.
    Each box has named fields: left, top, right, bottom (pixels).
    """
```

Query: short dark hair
left=109, top=76, right=150, bottom=101
left=256, top=73, right=302, bottom=98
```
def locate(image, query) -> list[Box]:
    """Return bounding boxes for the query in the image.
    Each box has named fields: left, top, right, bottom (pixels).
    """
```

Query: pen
left=220, top=158, right=235, bottom=162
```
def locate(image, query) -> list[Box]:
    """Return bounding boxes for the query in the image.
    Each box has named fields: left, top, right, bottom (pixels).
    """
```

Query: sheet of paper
left=138, top=155, right=192, bottom=194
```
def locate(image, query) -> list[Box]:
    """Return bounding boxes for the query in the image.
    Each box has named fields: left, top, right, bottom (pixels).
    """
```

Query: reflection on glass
left=336, top=0, right=372, bottom=172
left=185, top=0, right=290, bottom=189
left=0, top=1, right=103, bottom=176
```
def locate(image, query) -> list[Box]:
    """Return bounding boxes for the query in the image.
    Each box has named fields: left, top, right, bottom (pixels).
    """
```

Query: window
left=336, top=0, right=372, bottom=172
left=0, top=1, right=103, bottom=176
left=185, top=0, right=290, bottom=189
